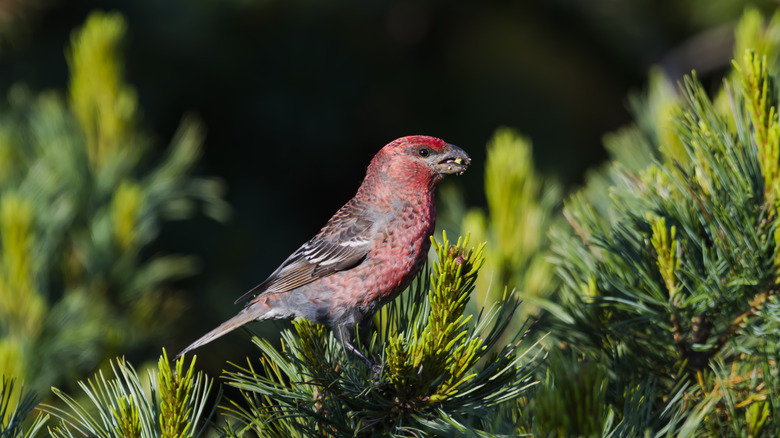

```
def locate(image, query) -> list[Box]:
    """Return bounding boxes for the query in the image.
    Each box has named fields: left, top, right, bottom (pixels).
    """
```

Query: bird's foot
left=366, top=357, right=383, bottom=381
left=343, top=341, right=383, bottom=380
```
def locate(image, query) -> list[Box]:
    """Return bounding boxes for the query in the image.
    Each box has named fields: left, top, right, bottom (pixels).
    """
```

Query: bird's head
left=368, top=136, right=471, bottom=191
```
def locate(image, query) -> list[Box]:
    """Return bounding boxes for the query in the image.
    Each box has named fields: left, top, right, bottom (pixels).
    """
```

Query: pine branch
left=541, top=7, right=780, bottom=435
left=44, top=350, right=217, bottom=438
left=0, top=11, right=229, bottom=396
left=0, top=376, right=48, bottom=438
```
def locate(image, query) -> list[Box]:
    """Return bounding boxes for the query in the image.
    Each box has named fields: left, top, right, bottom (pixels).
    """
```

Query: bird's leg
left=335, top=325, right=381, bottom=377
left=357, top=319, right=384, bottom=373
left=357, top=318, right=375, bottom=351
left=334, top=324, right=371, bottom=365
left=343, top=339, right=373, bottom=367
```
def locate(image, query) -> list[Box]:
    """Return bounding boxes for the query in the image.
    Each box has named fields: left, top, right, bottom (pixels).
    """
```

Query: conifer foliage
left=458, top=129, right=561, bottom=326
left=546, top=7, right=780, bottom=435
left=0, top=377, right=46, bottom=438
left=45, top=350, right=215, bottom=438
left=0, top=10, right=228, bottom=398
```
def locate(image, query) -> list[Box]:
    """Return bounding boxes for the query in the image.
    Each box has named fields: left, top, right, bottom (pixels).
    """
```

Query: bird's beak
left=435, top=144, right=471, bottom=176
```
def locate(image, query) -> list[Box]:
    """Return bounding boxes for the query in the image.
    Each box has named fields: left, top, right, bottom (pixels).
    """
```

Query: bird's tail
left=175, top=308, right=262, bottom=360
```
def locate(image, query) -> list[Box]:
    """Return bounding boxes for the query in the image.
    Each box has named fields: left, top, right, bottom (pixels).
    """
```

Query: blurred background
left=0, top=0, right=774, bottom=384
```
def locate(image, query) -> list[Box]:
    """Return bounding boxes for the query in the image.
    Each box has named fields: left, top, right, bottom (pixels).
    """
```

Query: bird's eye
left=418, top=148, right=429, bottom=157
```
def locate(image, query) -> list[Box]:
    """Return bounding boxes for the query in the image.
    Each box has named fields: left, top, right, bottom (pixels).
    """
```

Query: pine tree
left=0, top=377, right=47, bottom=438
left=45, top=351, right=215, bottom=438
left=543, top=7, right=780, bottom=435
left=0, top=10, right=229, bottom=400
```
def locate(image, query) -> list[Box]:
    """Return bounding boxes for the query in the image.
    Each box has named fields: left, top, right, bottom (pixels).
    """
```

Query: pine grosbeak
left=177, top=136, right=470, bottom=366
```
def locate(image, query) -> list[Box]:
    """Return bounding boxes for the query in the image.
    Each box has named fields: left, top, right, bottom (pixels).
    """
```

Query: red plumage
left=177, top=136, right=470, bottom=366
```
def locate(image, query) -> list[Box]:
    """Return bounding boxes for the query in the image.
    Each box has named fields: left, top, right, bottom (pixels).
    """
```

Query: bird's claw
left=367, top=356, right=383, bottom=382
left=357, top=354, right=383, bottom=381
left=342, top=340, right=382, bottom=380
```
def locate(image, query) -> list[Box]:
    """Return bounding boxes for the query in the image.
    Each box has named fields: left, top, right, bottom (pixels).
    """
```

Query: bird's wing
left=234, top=208, right=373, bottom=304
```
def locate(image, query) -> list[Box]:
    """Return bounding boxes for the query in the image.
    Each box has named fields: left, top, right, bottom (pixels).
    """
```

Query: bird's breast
left=328, top=199, right=436, bottom=311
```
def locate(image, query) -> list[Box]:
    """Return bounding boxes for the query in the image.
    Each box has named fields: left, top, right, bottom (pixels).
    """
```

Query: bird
left=176, top=136, right=470, bottom=367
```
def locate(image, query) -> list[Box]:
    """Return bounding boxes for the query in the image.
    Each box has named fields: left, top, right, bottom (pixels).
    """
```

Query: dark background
left=0, top=0, right=765, bottom=372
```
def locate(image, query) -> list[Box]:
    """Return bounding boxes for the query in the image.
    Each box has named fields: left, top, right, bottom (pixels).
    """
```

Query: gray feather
left=175, top=306, right=283, bottom=359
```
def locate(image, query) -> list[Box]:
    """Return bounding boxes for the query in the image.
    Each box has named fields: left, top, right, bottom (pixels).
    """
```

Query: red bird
left=177, top=136, right=470, bottom=366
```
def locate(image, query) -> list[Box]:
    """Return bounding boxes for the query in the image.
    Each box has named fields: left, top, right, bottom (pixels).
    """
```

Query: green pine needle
left=0, top=376, right=48, bottom=438
left=44, top=350, right=216, bottom=438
